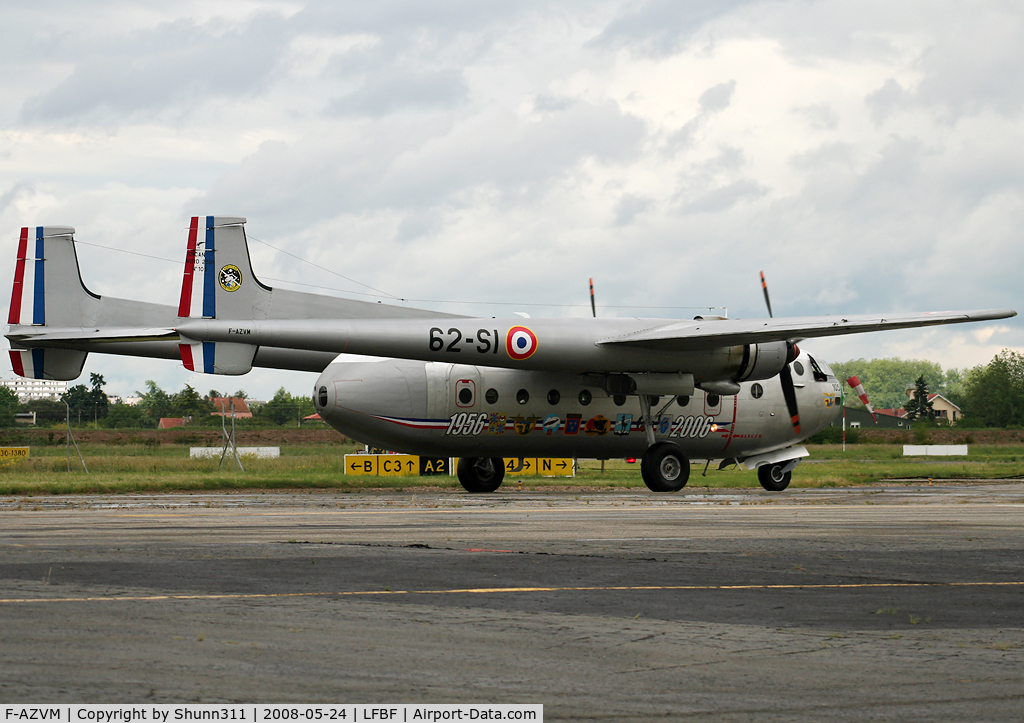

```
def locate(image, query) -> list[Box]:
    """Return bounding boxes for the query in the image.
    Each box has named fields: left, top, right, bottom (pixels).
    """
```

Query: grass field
left=1, top=438, right=1023, bottom=495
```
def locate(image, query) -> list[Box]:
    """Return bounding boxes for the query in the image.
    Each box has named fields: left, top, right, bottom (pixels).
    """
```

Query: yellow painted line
left=2, top=580, right=1023, bottom=604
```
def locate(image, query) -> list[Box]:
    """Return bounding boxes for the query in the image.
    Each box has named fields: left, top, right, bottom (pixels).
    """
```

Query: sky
left=2, top=0, right=1022, bottom=400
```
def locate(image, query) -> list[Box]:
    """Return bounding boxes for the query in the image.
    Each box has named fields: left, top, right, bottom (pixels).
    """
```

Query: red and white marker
left=845, top=375, right=877, bottom=422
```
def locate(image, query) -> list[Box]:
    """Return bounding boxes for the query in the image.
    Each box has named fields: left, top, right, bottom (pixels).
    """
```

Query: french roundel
left=506, top=326, right=538, bottom=360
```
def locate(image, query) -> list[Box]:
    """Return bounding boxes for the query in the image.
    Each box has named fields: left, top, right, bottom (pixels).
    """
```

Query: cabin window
left=578, top=389, right=592, bottom=406
left=793, top=361, right=805, bottom=376
left=458, top=387, right=474, bottom=405
left=516, top=389, right=530, bottom=405
left=547, top=389, right=560, bottom=405
left=485, top=388, right=499, bottom=404
left=613, top=394, right=627, bottom=406
left=707, top=393, right=720, bottom=407
left=649, top=395, right=661, bottom=406
left=317, top=386, right=328, bottom=408
left=750, top=383, right=763, bottom=399
left=678, top=395, right=690, bottom=407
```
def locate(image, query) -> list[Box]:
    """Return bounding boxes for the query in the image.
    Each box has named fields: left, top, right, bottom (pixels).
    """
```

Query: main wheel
left=457, top=457, right=505, bottom=493
left=640, top=442, right=690, bottom=492
left=757, top=462, right=792, bottom=491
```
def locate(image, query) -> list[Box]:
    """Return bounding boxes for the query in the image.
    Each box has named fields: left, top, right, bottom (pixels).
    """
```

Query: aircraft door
left=447, top=364, right=482, bottom=415
left=425, top=362, right=452, bottom=419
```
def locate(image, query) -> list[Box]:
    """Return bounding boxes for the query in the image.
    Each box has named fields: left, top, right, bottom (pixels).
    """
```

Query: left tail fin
left=8, top=225, right=92, bottom=380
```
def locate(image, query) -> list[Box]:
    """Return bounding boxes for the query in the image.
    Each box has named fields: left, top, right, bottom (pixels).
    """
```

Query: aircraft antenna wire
left=73, top=240, right=726, bottom=313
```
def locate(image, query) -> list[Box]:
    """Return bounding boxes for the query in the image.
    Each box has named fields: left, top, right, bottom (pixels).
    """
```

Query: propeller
left=589, top=277, right=596, bottom=318
left=760, top=270, right=801, bottom=434
left=760, top=270, right=773, bottom=319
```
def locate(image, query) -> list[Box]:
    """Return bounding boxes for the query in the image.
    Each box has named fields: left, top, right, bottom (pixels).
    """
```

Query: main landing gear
left=757, top=462, right=793, bottom=491
left=640, top=442, right=690, bottom=492
left=457, top=457, right=505, bottom=493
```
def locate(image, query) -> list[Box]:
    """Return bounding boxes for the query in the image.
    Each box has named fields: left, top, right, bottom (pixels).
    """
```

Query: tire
left=758, top=462, right=792, bottom=491
left=640, top=442, right=690, bottom=492
left=457, top=457, right=505, bottom=493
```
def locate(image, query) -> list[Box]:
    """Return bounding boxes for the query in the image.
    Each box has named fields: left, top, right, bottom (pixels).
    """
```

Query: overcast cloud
left=1, top=0, right=1021, bottom=400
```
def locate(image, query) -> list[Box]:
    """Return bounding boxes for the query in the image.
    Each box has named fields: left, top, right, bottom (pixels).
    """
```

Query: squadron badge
left=219, top=264, right=242, bottom=292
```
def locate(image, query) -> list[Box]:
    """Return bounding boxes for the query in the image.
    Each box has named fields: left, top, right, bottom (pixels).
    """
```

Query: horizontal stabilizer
left=178, top=336, right=256, bottom=375
left=9, top=327, right=178, bottom=343
left=9, top=347, right=88, bottom=381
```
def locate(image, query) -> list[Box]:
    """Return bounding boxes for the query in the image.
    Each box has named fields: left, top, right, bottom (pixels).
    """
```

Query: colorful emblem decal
left=542, top=414, right=561, bottom=435
left=613, top=414, right=633, bottom=436
left=564, top=413, right=582, bottom=435
left=488, top=413, right=507, bottom=434
left=505, top=326, right=538, bottom=360
left=219, top=264, right=242, bottom=292
left=584, top=415, right=610, bottom=436
left=513, top=414, right=540, bottom=436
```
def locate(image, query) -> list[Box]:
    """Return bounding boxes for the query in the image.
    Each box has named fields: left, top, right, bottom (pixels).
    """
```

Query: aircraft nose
left=315, top=360, right=428, bottom=422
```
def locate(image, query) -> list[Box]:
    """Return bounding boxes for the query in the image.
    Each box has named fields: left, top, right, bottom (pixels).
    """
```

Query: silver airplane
left=6, top=217, right=1016, bottom=493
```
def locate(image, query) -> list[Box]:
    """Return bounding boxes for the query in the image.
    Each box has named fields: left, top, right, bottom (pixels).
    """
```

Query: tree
left=903, top=376, right=935, bottom=422
left=89, top=373, right=109, bottom=418
left=62, top=373, right=110, bottom=425
left=173, top=384, right=213, bottom=422
left=258, top=387, right=314, bottom=426
left=61, top=384, right=93, bottom=424
left=135, top=380, right=174, bottom=422
left=961, top=350, right=1024, bottom=427
left=0, top=386, right=19, bottom=427
left=104, top=402, right=150, bottom=428
left=829, top=358, right=966, bottom=411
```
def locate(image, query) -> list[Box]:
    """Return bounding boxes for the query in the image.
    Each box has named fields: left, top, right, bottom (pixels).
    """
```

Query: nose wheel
left=640, top=442, right=690, bottom=492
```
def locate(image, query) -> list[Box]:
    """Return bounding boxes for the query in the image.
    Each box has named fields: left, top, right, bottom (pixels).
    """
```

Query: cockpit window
left=807, top=354, right=830, bottom=382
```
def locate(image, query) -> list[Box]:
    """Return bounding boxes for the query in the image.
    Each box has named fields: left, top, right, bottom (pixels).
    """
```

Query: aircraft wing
left=596, top=309, right=1017, bottom=351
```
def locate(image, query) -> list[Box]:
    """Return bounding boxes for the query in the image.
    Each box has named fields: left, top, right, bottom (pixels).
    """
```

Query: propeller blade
left=589, top=277, right=596, bottom=318
left=779, top=363, right=801, bottom=434
left=760, top=270, right=773, bottom=318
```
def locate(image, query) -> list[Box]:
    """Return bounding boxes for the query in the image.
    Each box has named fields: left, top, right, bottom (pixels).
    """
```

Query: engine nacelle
left=734, top=341, right=799, bottom=383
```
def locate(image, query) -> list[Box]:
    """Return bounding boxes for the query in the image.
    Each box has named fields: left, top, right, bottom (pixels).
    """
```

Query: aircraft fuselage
left=314, top=349, right=842, bottom=462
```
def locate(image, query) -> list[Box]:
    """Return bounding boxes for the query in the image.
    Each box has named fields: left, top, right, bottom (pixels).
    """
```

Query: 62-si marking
left=429, top=327, right=500, bottom=354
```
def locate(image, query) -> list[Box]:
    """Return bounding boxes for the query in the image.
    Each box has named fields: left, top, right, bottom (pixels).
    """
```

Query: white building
left=0, top=377, right=69, bottom=401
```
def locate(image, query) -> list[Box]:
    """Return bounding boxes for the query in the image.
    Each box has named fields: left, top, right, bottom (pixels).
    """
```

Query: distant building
left=209, top=397, right=252, bottom=418
left=0, top=377, right=68, bottom=401
left=875, top=392, right=962, bottom=423
left=158, top=418, right=184, bottom=429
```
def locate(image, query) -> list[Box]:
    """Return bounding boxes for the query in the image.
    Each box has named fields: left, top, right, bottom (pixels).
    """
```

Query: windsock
left=846, top=375, right=877, bottom=422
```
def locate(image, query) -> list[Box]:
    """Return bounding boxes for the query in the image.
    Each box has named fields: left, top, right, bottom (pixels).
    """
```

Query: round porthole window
left=485, top=388, right=499, bottom=404
left=547, top=389, right=561, bottom=405
left=516, top=389, right=530, bottom=405
left=751, top=383, right=763, bottom=399
left=578, top=389, right=592, bottom=406
left=793, top=361, right=805, bottom=376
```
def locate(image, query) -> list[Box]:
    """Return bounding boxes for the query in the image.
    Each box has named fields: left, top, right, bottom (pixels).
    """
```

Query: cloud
left=2, top=0, right=1023, bottom=400
left=327, top=68, right=468, bottom=116
left=20, top=13, right=291, bottom=123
